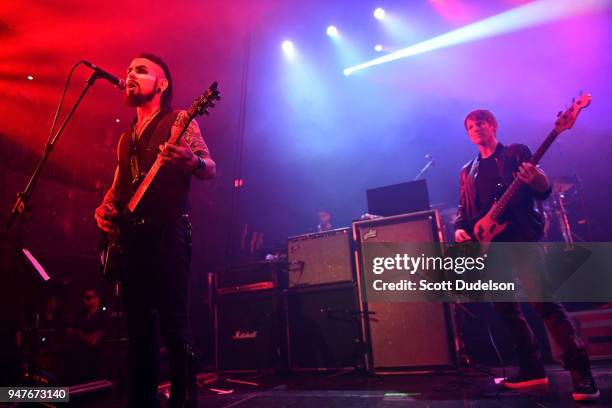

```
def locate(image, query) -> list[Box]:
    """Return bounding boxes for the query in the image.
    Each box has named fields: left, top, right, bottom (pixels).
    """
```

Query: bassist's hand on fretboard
left=515, top=162, right=550, bottom=194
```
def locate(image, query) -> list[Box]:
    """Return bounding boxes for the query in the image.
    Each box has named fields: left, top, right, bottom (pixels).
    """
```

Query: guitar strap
left=128, top=110, right=168, bottom=183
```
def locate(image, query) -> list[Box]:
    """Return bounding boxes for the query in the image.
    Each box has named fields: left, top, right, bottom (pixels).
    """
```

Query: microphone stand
left=414, top=156, right=435, bottom=181
left=6, top=71, right=101, bottom=230
left=3, top=70, right=103, bottom=386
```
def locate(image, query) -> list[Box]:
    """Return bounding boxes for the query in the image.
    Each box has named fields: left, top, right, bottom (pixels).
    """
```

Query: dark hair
left=464, top=109, right=497, bottom=130
left=138, top=52, right=172, bottom=109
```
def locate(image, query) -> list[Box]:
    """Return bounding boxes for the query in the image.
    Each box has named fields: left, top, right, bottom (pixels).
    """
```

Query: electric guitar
left=102, top=82, right=221, bottom=281
left=471, top=93, right=591, bottom=251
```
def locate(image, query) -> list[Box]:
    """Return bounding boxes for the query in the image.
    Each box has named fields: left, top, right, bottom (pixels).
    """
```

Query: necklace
left=134, top=108, right=161, bottom=139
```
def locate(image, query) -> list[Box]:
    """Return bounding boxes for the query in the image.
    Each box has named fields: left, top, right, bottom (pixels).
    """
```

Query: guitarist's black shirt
left=476, top=150, right=503, bottom=215
left=475, top=146, right=519, bottom=241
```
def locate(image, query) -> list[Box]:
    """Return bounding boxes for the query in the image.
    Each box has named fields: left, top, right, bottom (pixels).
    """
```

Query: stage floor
left=85, top=363, right=612, bottom=407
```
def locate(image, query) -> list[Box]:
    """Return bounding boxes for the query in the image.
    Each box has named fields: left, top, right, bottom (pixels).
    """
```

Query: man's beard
left=125, top=88, right=156, bottom=107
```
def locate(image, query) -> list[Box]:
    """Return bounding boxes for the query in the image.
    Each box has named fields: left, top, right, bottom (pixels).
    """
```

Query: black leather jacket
left=454, top=143, right=551, bottom=242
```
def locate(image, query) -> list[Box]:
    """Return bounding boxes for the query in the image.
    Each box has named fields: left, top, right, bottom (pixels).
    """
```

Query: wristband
left=193, top=155, right=205, bottom=175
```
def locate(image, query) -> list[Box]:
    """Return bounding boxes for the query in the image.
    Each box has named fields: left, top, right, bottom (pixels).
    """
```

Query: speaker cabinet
left=215, top=290, right=284, bottom=372
left=352, top=210, right=456, bottom=370
left=287, top=228, right=353, bottom=287
left=286, top=283, right=363, bottom=370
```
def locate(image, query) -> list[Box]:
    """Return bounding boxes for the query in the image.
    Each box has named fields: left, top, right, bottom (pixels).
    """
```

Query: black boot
left=168, top=343, right=198, bottom=408
left=502, top=363, right=548, bottom=389
left=571, top=369, right=600, bottom=401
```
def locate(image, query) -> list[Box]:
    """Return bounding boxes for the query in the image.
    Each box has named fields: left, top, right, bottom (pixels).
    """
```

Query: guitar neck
left=489, top=129, right=559, bottom=220
left=126, top=112, right=196, bottom=214
left=126, top=157, right=163, bottom=213
left=531, top=128, right=560, bottom=165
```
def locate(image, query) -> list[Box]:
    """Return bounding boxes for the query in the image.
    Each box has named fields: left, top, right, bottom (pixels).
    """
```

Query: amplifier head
left=287, top=228, right=354, bottom=287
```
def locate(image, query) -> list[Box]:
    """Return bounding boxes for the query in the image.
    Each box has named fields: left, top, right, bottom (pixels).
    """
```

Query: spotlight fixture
left=27, top=75, right=34, bottom=80
left=326, top=25, right=338, bottom=37
left=374, top=44, right=383, bottom=52
left=374, top=8, right=385, bottom=20
left=282, top=40, right=295, bottom=57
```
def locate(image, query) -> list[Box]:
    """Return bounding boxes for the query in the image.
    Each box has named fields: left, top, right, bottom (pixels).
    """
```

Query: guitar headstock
left=554, top=92, right=591, bottom=133
left=188, top=82, right=221, bottom=118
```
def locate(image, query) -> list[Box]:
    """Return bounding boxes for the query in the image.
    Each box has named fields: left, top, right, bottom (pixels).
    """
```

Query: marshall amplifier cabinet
left=287, top=227, right=354, bottom=287
left=215, top=289, right=286, bottom=372
left=286, top=283, right=364, bottom=371
left=352, top=210, right=457, bottom=371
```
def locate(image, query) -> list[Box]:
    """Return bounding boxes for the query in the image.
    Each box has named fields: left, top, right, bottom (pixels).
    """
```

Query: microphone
left=425, top=153, right=435, bottom=165
left=82, top=60, right=125, bottom=90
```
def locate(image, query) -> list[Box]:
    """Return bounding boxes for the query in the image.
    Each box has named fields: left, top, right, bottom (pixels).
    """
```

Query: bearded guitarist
left=94, top=54, right=215, bottom=408
left=453, top=109, right=598, bottom=401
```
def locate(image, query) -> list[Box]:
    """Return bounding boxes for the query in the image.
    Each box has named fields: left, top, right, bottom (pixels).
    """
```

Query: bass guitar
left=471, top=93, right=591, bottom=251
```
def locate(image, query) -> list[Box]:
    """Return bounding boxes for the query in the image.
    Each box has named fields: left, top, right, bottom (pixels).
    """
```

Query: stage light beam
left=344, top=0, right=609, bottom=76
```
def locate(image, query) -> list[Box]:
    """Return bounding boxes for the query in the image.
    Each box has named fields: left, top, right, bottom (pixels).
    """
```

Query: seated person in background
left=64, top=287, right=108, bottom=383
left=317, top=209, right=333, bottom=232
left=39, top=295, right=62, bottom=330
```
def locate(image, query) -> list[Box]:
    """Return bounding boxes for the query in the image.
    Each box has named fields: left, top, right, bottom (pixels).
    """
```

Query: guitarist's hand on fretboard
left=158, top=138, right=200, bottom=172
left=515, top=162, right=550, bottom=194
left=95, top=202, right=119, bottom=233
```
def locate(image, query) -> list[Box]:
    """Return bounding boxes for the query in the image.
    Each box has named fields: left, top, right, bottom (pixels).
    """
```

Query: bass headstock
left=554, top=92, right=591, bottom=133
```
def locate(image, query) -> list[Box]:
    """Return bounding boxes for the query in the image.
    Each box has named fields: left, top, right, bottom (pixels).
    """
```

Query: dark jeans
left=494, top=301, right=589, bottom=372
left=123, top=215, right=197, bottom=408
left=491, top=243, right=590, bottom=373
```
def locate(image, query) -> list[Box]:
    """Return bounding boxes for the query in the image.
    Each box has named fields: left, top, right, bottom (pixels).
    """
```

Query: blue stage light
left=345, top=0, right=609, bottom=76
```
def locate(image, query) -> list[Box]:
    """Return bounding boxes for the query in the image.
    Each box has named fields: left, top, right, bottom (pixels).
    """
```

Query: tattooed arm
left=159, top=110, right=216, bottom=180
